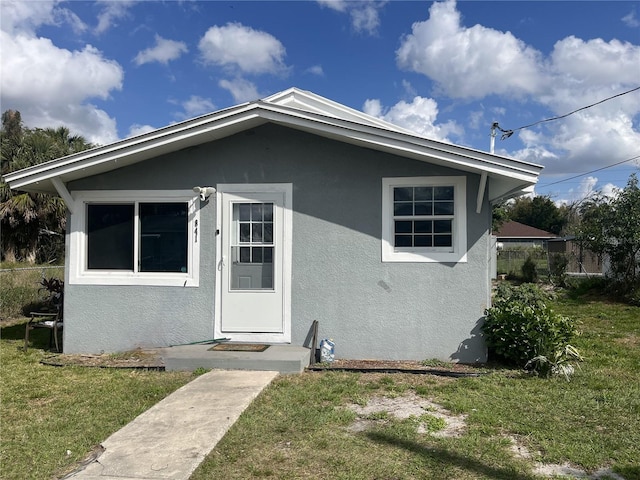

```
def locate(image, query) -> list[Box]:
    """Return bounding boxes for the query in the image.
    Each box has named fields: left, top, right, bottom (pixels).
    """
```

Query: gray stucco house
left=5, top=88, right=542, bottom=362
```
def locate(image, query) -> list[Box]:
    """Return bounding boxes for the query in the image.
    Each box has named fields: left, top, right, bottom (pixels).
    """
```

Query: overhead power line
left=494, top=85, right=640, bottom=140
left=537, top=154, right=640, bottom=188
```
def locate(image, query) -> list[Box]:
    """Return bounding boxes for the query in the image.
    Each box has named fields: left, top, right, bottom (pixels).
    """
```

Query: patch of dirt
left=42, top=348, right=164, bottom=369
left=504, top=435, right=626, bottom=480
left=615, top=334, right=639, bottom=348
left=313, top=358, right=486, bottom=375
left=344, top=391, right=467, bottom=437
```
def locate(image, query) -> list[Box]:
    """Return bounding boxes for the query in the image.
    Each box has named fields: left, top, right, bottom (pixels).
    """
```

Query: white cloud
left=570, top=176, right=598, bottom=202
left=622, top=9, right=640, bottom=28
left=134, top=34, right=188, bottom=66
left=0, top=0, right=87, bottom=35
left=316, top=0, right=347, bottom=13
left=0, top=0, right=57, bottom=34
left=198, top=23, right=288, bottom=76
left=0, top=3, right=123, bottom=145
left=305, top=65, right=325, bottom=76
left=350, top=3, right=382, bottom=34
left=2, top=33, right=123, bottom=105
left=549, top=37, right=640, bottom=91
left=395, top=0, right=640, bottom=183
left=127, top=124, right=156, bottom=138
left=552, top=176, right=620, bottom=206
left=57, top=8, right=88, bottom=35
left=363, top=96, right=463, bottom=143
left=508, top=144, right=559, bottom=166
left=600, top=182, right=620, bottom=199
left=219, top=78, right=261, bottom=103
left=20, top=102, right=120, bottom=146
left=401, top=79, right=417, bottom=97
left=396, top=0, right=543, bottom=99
left=179, top=95, right=216, bottom=119
left=95, top=0, right=135, bottom=35
left=317, top=0, right=385, bottom=35
left=362, top=99, right=383, bottom=118
left=468, top=110, right=484, bottom=130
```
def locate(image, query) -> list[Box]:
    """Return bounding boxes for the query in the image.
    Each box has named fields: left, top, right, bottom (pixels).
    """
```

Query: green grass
left=2, top=278, right=638, bottom=479
left=192, top=296, right=640, bottom=480
left=0, top=323, right=194, bottom=480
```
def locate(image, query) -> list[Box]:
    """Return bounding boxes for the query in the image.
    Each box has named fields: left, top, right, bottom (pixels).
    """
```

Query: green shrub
left=565, top=276, right=608, bottom=299
left=549, top=253, right=568, bottom=286
left=483, top=283, right=578, bottom=369
left=521, top=255, right=538, bottom=283
left=625, top=285, right=640, bottom=306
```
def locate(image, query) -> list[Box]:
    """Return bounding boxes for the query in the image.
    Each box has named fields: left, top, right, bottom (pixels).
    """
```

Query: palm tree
left=1, top=111, right=93, bottom=263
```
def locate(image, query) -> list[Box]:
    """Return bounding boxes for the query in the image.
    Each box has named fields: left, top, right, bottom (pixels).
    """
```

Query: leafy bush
left=565, top=276, right=608, bottom=299
left=549, top=253, right=568, bottom=286
left=521, top=255, right=538, bottom=283
left=483, top=283, right=579, bottom=371
left=526, top=344, right=583, bottom=381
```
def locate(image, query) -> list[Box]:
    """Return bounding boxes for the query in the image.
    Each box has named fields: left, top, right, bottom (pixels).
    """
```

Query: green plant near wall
left=521, top=254, right=538, bottom=283
left=483, top=283, right=581, bottom=378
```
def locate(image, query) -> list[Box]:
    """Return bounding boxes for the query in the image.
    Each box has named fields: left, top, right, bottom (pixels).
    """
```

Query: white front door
left=215, top=184, right=292, bottom=343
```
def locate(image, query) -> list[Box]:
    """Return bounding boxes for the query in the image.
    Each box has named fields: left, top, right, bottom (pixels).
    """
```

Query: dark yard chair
left=24, top=310, right=63, bottom=352
left=24, top=277, right=64, bottom=352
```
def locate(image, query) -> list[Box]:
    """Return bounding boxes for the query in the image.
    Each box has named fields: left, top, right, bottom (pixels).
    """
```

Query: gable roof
left=4, top=88, right=542, bottom=203
left=495, top=221, right=557, bottom=239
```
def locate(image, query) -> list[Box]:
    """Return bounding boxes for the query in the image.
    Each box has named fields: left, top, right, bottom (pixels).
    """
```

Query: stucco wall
left=65, top=123, right=490, bottom=361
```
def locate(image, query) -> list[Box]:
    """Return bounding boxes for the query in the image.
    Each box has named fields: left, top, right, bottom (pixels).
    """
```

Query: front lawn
left=193, top=295, right=639, bottom=480
left=0, top=323, right=194, bottom=479
left=1, top=294, right=638, bottom=479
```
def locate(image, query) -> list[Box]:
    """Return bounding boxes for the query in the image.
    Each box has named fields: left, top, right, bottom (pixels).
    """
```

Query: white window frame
left=69, top=190, right=200, bottom=286
left=382, top=176, right=467, bottom=263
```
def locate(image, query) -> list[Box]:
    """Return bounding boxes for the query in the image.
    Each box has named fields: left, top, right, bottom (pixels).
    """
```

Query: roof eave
left=4, top=90, right=542, bottom=198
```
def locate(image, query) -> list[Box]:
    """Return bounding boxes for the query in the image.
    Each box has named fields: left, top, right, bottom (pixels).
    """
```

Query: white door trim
left=214, top=183, right=293, bottom=343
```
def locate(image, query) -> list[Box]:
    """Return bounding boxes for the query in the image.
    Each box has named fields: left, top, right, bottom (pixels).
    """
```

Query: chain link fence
left=0, top=265, right=64, bottom=320
left=497, top=248, right=549, bottom=278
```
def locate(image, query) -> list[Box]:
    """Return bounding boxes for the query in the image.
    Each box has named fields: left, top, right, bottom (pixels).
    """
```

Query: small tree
left=576, top=173, right=640, bottom=296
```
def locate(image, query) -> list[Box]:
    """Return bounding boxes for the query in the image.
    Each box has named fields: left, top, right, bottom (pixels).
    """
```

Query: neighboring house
left=494, top=221, right=557, bottom=249
left=4, top=88, right=542, bottom=362
left=547, top=236, right=604, bottom=275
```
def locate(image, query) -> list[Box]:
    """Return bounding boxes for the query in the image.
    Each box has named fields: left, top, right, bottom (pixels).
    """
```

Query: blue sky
left=1, top=0, right=639, bottom=204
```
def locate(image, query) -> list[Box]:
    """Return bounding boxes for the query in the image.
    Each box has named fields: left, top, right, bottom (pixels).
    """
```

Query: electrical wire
left=495, top=86, right=640, bottom=140
left=537, top=154, right=640, bottom=188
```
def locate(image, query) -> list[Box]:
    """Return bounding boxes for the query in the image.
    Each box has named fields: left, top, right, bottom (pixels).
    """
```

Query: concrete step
left=159, top=344, right=311, bottom=374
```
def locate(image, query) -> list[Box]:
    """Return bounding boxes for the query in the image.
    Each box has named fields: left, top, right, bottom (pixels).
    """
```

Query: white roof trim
left=4, top=87, right=542, bottom=198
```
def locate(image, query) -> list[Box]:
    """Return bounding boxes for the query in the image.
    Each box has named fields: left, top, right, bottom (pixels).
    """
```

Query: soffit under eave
left=488, top=177, right=537, bottom=204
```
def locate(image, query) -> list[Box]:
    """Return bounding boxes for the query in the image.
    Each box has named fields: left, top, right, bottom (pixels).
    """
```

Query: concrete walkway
left=65, top=369, right=279, bottom=480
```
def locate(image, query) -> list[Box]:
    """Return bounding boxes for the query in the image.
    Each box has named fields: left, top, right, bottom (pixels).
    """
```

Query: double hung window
left=382, top=177, right=467, bottom=263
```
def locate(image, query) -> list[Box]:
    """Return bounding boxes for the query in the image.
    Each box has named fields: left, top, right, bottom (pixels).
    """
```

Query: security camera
left=192, top=186, right=216, bottom=201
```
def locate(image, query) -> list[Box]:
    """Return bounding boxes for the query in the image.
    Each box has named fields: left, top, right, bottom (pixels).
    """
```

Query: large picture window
left=70, top=191, right=199, bottom=286
left=382, top=177, right=467, bottom=263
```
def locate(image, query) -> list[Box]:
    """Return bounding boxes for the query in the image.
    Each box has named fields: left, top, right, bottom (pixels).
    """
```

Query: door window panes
left=231, top=202, right=275, bottom=290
